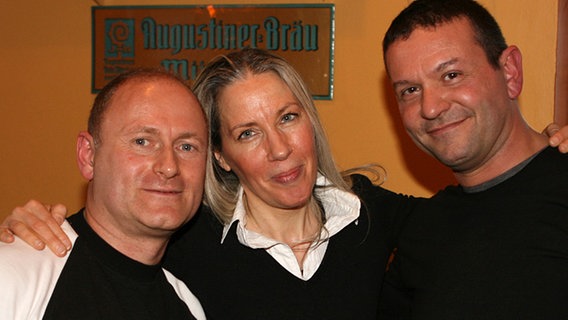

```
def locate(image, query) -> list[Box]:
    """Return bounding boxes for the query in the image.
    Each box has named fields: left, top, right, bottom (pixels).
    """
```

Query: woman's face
left=215, top=71, right=318, bottom=212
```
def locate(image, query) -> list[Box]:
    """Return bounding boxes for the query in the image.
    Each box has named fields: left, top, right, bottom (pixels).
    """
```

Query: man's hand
left=545, top=123, right=568, bottom=153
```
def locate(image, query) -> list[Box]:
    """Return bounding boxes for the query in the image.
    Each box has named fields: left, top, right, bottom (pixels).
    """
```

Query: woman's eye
left=282, top=113, right=298, bottom=123
left=238, top=129, right=254, bottom=140
left=180, top=143, right=193, bottom=152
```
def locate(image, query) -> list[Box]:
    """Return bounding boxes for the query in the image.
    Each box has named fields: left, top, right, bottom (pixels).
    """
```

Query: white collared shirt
left=221, top=174, right=361, bottom=280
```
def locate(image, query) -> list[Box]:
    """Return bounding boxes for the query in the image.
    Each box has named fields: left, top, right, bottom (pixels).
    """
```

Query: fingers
left=544, top=123, right=560, bottom=139
left=5, top=219, right=46, bottom=250
left=0, top=225, right=15, bottom=243
left=547, top=123, right=568, bottom=153
left=8, top=200, right=71, bottom=257
left=9, top=201, right=51, bottom=250
left=556, top=137, right=568, bottom=153
left=547, top=124, right=561, bottom=147
left=46, top=204, right=72, bottom=253
left=49, top=204, right=68, bottom=225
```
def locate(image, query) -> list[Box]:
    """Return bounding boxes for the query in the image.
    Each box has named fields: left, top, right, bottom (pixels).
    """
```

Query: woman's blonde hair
left=192, top=48, right=352, bottom=224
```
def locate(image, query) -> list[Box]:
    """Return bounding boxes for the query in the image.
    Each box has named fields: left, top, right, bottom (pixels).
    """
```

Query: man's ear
left=76, top=131, right=96, bottom=180
left=500, top=45, right=523, bottom=99
left=214, top=151, right=231, bottom=172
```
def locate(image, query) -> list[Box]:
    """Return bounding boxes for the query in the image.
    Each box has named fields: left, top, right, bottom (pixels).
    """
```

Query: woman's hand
left=0, top=200, right=71, bottom=257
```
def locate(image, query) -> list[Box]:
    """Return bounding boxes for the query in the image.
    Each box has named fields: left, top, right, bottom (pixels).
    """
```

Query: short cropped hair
left=382, top=0, right=507, bottom=70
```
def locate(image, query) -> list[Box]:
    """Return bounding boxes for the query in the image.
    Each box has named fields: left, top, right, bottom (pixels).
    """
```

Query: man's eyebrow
left=128, top=127, right=201, bottom=139
left=392, top=79, right=413, bottom=89
left=123, top=126, right=160, bottom=135
left=435, top=57, right=459, bottom=73
left=139, top=126, right=159, bottom=134
left=177, top=131, right=204, bottom=140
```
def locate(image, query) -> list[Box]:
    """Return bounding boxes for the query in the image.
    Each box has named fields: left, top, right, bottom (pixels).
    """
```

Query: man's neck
left=83, top=209, right=170, bottom=265
left=455, top=129, right=548, bottom=187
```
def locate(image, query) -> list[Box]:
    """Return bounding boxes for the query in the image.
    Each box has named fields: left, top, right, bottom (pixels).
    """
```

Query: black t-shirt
left=384, top=147, right=568, bottom=319
left=43, top=213, right=197, bottom=320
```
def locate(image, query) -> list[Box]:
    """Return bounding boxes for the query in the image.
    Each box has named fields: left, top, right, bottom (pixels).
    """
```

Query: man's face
left=87, top=78, right=207, bottom=238
left=385, top=18, right=515, bottom=175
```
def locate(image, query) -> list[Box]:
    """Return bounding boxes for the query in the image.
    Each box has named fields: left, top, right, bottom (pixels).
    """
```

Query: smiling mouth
left=426, top=118, right=467, bottom=135
left=145, top=189, right=183, bottom=196
left=272, top=166, right=302, bottom=184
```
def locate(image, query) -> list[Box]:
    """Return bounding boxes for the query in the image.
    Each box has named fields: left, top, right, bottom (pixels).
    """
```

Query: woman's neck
left=244, top=195, right=322, bottom=267
left=245, top=199, right=319, bottom=242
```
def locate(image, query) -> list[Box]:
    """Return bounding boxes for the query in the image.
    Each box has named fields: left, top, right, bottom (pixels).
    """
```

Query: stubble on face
left=386, top=18, right=514, bottom=175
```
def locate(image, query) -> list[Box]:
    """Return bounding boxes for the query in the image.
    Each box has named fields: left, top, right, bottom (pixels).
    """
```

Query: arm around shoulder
left=0, top=221, right=77, bottom=319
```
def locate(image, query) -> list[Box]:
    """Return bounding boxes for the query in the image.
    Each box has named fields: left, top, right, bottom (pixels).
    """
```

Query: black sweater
left=165, top=175, right=417, bottom=320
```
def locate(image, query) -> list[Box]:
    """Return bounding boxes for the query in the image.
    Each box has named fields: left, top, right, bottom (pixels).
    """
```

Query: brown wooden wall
left=556, top=0, right=568, bottom=125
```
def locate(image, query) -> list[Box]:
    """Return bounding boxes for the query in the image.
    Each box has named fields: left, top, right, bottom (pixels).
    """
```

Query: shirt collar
left=220, top=173, right=361, bottom=247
